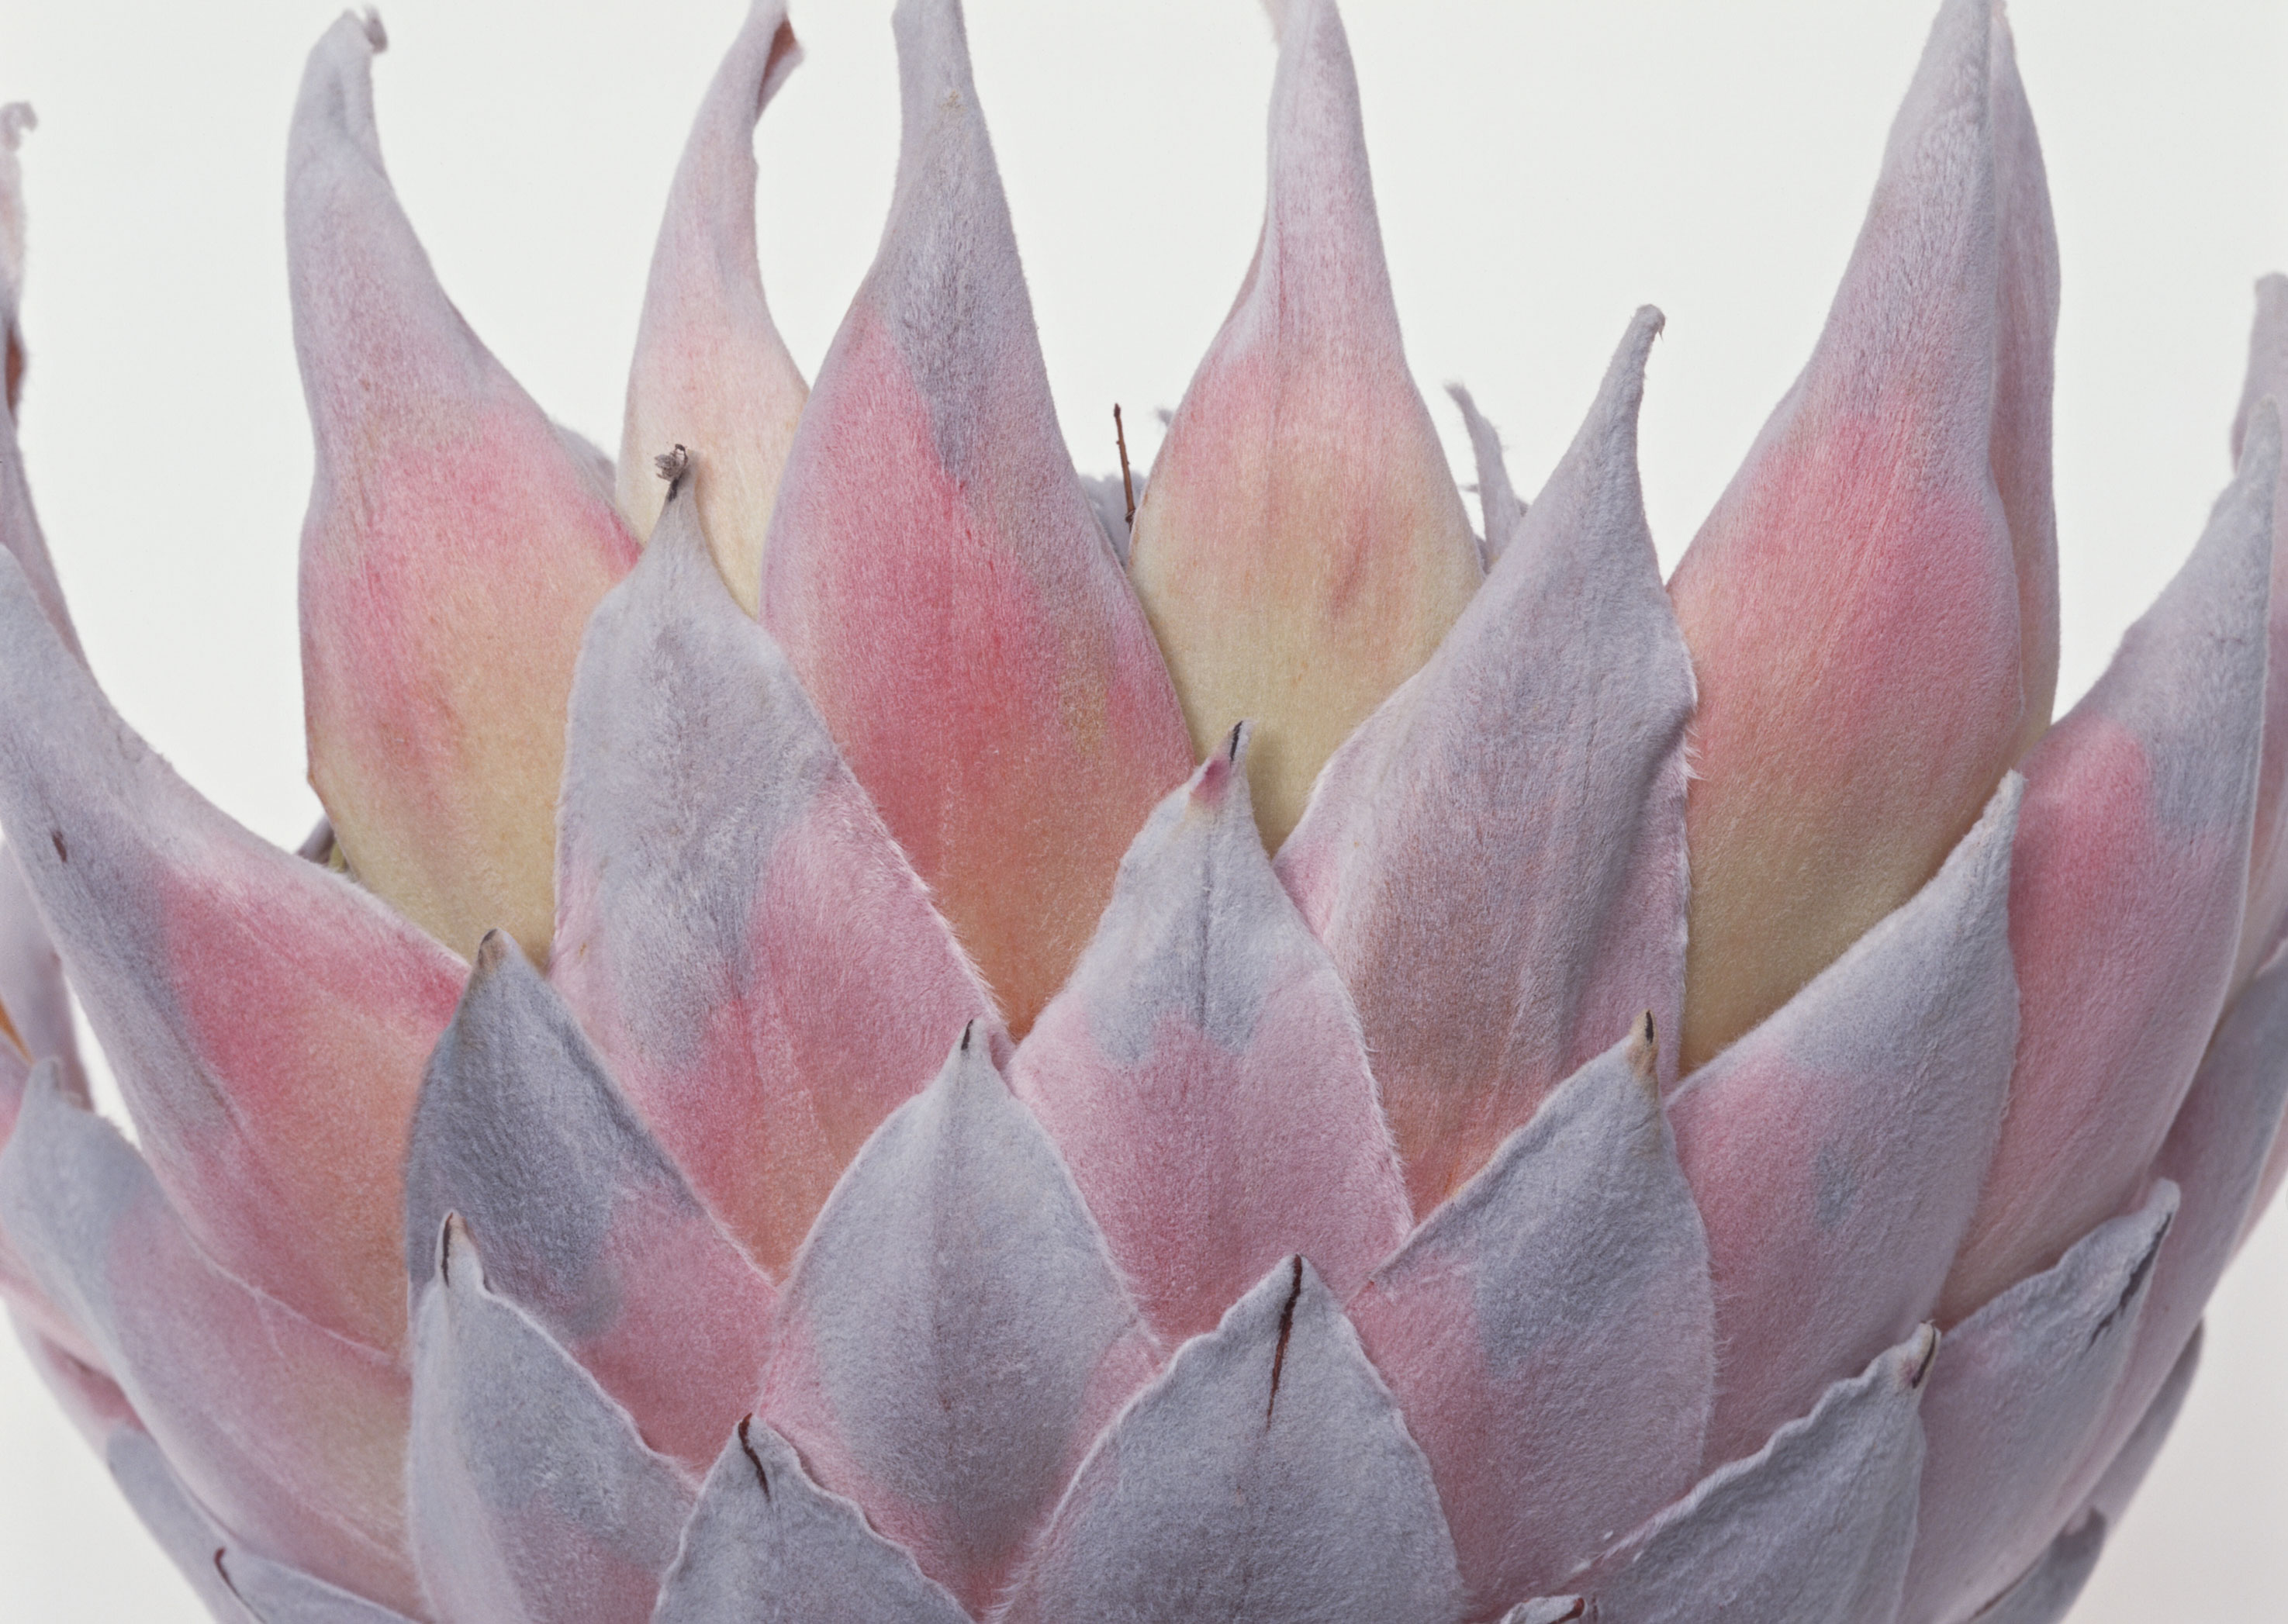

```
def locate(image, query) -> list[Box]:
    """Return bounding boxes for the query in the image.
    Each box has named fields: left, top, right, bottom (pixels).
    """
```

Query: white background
left=0, top=1, right=2282, bottom=1617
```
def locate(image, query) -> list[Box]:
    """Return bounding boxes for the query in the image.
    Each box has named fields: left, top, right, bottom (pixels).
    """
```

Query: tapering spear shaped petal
left=1987, top=9, right=2062, bottom=765
left=555, top=465, right=994, bottom=1277
left=1944, top=405, right=2276, bottom=1320
left=291, top=13, right=639, bottom=961
left=0, top=1042, right=99, bottom=1370
left=0, top=1072, right=420, bottom=1613
left=1278, top=309, right=1692, bottom=1207
left=1348, top=1020, right=1716, bottom=1612
left=0, top=102, right=27, bottom=409
left=0, top=552, right=464, bottom=1350
left=2062, top=947, right=2288, bottom=1526
left=998, top=1256, right=1467, bottom=1624
left=108, top=1428, right=423, bottom=1624
left=2229, top=274, right=2288, bottom=993
left=1556, top=1329, right=1937, bottom=1624
left=5, top=1307, right=121, bottom=1441
left=1899, top=1183, right=2176, bottom=1624
left=1013, top=727, right=1410, bottom=1341
left=1962, top=1516, right=2106, bottom=1624
left=759, top=0, right=1192, bottom=1034
left=757, top=1029, right=1158, bottom=1612
left=618, top=0, right=808, bottom=610
left=2086, top=1325, right=2201, bottom=1532
left=409, top=1217, right=696, bottom=1624
left=651, top=1418, right=971, bottom=1624
left=106, top=1426, right=264, bottom=1624
left=1446, top=383, right=1525, bottom=566
left=403, top=936, right=777, bottom=1470
left=1671, top=774, right=2020, bottom=1467
left=1668, top=0, right=2058, bottom=1069
left=1126, top=0, right=1483, bottom=847
left=0, top=104, right=81, bottom=661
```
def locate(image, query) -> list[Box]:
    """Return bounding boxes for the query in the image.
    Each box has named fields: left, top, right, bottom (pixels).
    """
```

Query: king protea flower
left=0, top=0, right=2281, bottom=1619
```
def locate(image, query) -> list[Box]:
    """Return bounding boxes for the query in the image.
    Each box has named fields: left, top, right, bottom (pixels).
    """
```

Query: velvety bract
left=0, top=2, right=2283, bottom=1622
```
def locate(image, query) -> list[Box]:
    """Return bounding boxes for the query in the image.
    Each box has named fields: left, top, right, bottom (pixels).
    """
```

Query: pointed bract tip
left=0, top=105, right=33, bottom=152
left=435, top=1211, right=475, bottom=1287
left=2239, top=276, right=2288, bottom=460
left=655, top=444, right=692, bottom=492
left=734, top=1412, right=775, bottom=1500
left=472, top=929, right=514, bottom=976
left=1906, top=1322, right=1941, bottom=1390
left=358, top=8, right=387, bottom=52
left=741, top=0, right=805, bottom=104
left=1186, top=722, right=1257, bottom=814
left=1264, top=1253, right=1307, bottom=1421
left=1626, top=1011, right=1659, bottom=1083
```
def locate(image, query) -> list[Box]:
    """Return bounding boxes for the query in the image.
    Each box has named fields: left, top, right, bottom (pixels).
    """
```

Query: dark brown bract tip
left=1267, top=1255, right=1304, bottom=1422
left=1114, top=404, right=1136, bottom=526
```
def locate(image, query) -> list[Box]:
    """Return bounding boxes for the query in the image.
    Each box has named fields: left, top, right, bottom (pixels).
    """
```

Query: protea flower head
left=0, top=0, right=2281, bottom=1620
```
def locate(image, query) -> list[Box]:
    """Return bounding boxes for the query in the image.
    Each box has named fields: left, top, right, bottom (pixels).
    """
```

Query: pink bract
left=0, top=3, right=2283, bottom=1622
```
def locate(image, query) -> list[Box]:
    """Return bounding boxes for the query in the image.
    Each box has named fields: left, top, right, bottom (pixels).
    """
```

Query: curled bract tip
left=357, top=9, right=386, bottom=53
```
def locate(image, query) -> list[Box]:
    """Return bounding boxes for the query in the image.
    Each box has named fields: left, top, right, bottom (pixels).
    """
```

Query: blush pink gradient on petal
left=1125, top=0, right=1482, bottom=848
left=1349, top=1022, right=1716, bottom=1612
left=0, top=553, right=464, bottom=1353
left=1014, top=731, right=1410, bottom=1342
left=0, top=1073, right=420, bottom=1614
left=617, top=0, right=808, bottom=610
left=404, top=938, right=778, bottom=1472
left=407, top=1218, right=696, bottom=1624
left=1668, top=0, right=2051, bottom=1072
left=759, top=1031, right=1158, bottom=1614
left=555, top=473, right=994, bottom=1277
left=15, top=1322, right=136, bottom=1453
left=1277, top=308, right=1692, bottom=1209
left=1673, top=776, right=2019, bottom=1467
left=290, top=15, right=639, bottom=962
left=105, top=1427, right=423, bottom=1624
left=1899, top=1184, right=2175, bottom=1624
left=1944, top=406, right=2276, bottom=1322
left=760, top=0, right=1191, bottom=1036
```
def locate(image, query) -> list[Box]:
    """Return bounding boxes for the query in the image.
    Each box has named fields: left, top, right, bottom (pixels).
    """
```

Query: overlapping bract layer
left=0, top=2, right=2283, bottom=1623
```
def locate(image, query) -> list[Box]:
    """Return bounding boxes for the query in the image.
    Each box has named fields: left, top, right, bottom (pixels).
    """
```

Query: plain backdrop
left=0, top=2, right=2283, bottom=1618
